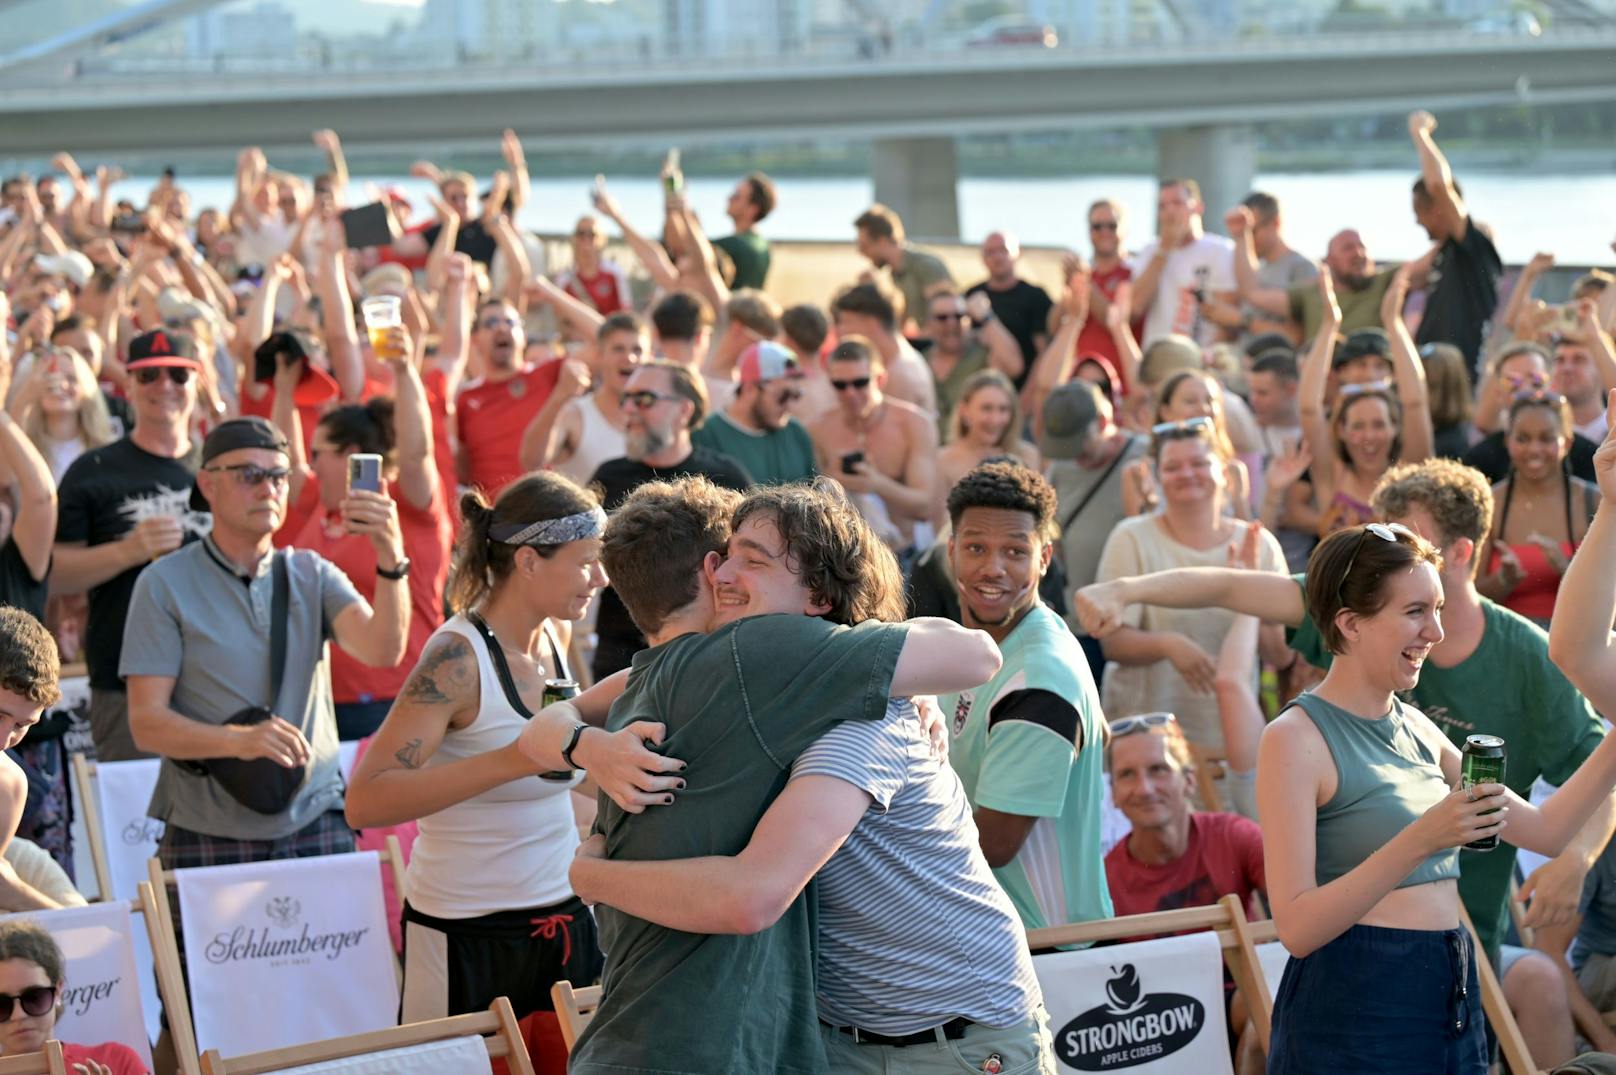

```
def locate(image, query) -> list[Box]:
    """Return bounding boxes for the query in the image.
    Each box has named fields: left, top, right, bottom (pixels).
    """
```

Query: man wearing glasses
left=1074, top=199, right=1137, bottom=388
left=455, top=298, right=561, bottom=496
left=555, top=214, right=632, bottom=316
left=121, top=415, right=409, bottom=881
left=53, top=330, right=214, bottom=761
left=923, top=290, right=1024, bottom=436
left=588, top=361, right=751, bottom=681
left=692, top=341, right=816, bottom=486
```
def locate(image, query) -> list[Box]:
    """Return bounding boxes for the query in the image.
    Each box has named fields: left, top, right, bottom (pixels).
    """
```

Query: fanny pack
left=181, top=552, right=305, bottom=815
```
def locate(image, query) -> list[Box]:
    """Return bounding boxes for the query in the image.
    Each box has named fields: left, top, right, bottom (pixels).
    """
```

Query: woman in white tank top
left=346, top=472, right=685, bottom=1074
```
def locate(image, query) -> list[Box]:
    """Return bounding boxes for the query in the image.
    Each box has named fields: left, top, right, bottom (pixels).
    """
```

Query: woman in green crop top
left=1261, top=521, right=1616, bottom=1073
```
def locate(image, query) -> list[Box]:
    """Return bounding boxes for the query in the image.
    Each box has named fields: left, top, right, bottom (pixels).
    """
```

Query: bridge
left=3, top=1, right=1613, bottom=238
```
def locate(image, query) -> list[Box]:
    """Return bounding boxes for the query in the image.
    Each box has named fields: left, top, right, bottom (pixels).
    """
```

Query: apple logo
left=1104, top=964, right=1143, bottom=1014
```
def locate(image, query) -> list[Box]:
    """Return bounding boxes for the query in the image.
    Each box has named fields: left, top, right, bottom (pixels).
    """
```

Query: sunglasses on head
left=621, top=390, right=679, bottom=410
left=1108, top=711, right=1176, bottom=736
left=1338, top=379, right=1393, bottom=398
left=830, top=377, right=872, bottom=392
left=205, top=463, right=291, bottom=488
left=1336, top=522, right=1416, bottom=602
left=132, top=366, right=193, bottom=386
left=478, top=316, right=519, bottom=331
left=0, top=985, right=56, bottom=1021
left=1150, top=416, right=1214, bottom=439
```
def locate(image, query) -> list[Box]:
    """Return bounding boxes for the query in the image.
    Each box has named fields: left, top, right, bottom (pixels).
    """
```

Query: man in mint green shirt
left=939, top=460, right=1113, bottom=932
left=692, top=341, right=816, bottom=486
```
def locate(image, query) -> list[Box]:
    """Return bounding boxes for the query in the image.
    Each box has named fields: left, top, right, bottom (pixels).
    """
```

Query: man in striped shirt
left=571, top=480, right=1056, bottom=1074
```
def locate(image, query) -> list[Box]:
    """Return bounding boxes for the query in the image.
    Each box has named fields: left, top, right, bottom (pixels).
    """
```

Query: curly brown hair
left=731, top=480, right=907, bottom=625
left=0, top=608, right=59, bottom=708
left=603, top=476, right=742, bottom=636
left=945, top=459, right=1058, bottom=543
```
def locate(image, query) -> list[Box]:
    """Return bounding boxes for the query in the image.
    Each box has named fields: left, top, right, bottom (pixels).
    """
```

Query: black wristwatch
left=561, top=723, right=590, bottom=770
left=376, top=559, right=411, bottom=580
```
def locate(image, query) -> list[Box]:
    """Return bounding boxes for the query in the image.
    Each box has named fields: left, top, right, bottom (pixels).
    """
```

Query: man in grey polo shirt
left=121, top=416, right=410, bottom=875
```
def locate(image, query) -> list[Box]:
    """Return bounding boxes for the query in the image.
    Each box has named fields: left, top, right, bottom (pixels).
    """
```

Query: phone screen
left=347, top=454, right=382, bottom=494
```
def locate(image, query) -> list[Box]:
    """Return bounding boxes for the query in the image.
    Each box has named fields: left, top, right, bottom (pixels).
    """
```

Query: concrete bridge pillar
left=872, top=136, right=961, bottom=241
left=1157, top=123, right=1255, bottom=234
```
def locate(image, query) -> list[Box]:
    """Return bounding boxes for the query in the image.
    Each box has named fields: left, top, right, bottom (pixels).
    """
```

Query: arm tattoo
left=401, top=635, right=474, bottom=706
left=394, top=738, right=425, bottom=770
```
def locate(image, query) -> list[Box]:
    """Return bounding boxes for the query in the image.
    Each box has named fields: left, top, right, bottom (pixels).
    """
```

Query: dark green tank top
left=1291, top=691, right=1461, bottom=890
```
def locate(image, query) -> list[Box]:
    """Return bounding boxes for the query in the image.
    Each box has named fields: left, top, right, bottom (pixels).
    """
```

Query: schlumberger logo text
left=1055, top=963, right=1206, bottom=1070
left=201, top=894, right=369, bottom=965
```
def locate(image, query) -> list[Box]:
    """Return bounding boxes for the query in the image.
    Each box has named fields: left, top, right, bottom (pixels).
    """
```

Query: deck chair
left=143, top=839, right=409, bottom=1075
left=70, top=754, right=164, bottom=904
left=0, top=896, right=162, bottom=1070
left=1189, top=745, right=1228, bottom=812
left=549, top=981, right=602, bottom=1053
left=1460, top=903, right=1546, bottom=1075
left=195, top=996, right=532, bottom=1075
left=1026, top=893, right=1273, bottom=1059
left=0, top=1043, right=67, bottom=1075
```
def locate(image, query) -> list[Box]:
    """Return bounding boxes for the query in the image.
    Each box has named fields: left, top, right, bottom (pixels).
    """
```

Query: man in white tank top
left=518, top=312, right=646, bottom=482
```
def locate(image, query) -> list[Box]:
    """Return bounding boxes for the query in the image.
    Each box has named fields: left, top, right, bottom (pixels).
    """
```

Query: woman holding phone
left=1261, top=521, right=1616, bottom=1072
left=274, top=324, right=452, bottom=740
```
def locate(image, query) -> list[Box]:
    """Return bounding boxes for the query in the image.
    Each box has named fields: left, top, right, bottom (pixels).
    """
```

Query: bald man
left=1234, top=227, right=1399, bottom=343
left=966, top=230, right=1052, bottom=389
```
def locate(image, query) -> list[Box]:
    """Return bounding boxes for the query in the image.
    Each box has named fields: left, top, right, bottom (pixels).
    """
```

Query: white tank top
left=405, top=614, right=581, bottom=917
left=557, top=394, right=627, bottom=486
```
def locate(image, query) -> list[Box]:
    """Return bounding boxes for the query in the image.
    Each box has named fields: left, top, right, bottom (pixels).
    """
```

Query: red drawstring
left=530, top=914, right=574, bottom=964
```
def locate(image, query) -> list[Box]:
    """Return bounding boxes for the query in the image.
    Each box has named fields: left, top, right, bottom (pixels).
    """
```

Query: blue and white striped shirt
left=793, top=699, right=1042, bottom=1034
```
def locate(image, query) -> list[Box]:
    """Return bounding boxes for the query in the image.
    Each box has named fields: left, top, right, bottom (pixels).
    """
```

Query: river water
left=111, top=170, right=1616, bottom=265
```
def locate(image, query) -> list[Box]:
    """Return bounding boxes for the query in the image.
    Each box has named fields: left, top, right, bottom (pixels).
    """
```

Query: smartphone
left=591, top=174, right=607, bottom=206
left=1555, top=303, right=1582, bottom=332
left=840, top=450, right=865, bottom=475
left=110, top=213, right=146, bottom=234
left=347, top=453, right=382, bottom=494
left=339, top=202, right=399, bottom=250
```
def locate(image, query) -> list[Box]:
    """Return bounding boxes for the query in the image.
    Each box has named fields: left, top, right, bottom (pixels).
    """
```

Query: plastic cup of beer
left=360, top=296, right=403, bottom=360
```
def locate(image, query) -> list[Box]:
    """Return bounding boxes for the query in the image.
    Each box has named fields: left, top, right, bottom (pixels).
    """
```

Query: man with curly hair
left=940, top=460, right=1113, bottom=932
left=0, top=606, right=70, bottom=910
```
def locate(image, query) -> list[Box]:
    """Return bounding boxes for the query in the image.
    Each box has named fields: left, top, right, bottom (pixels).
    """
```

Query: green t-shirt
left=1288, top=267, right=1398, bottom=341
left=933, top=341, right=989, bottom=438
left=570, top=614, right=909, bottom=1075
left=939, top=604, right=1113, bottom=932
left=714, top=231, right=771, bottom=290
left=891, top=246, right=954, bottom=326
left=1285, top=576, right=1605, bottom=958
left=691, top=412, right=816, bottom=487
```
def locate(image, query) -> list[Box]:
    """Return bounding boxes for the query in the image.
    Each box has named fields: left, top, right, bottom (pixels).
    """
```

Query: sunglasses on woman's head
left=1150, top=416, right=1213, bottom=439
left=1338, top=379, right=1392, bottom=398
left=1512, top=388, right=1566, bottom=406
left=1336, top=522, right=1417, bottom=602
left=1108, top=711, right=1177, bottom=736
left=0, top=985, right=55, bottom=1021
left=132, top=366, right=193, bottom=386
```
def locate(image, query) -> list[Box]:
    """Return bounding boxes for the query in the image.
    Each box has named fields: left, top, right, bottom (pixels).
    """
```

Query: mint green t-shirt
left=570, top=614, right=908, bottom=1075
left=940, top=603, right=1113, bottom=932
left=1285, top=575, right=1605, bottom=958
left=691, top=412, right=816, bottom=487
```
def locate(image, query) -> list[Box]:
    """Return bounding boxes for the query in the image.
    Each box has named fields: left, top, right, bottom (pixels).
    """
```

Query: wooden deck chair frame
left=142, top=837, right=409, bottom=1075
left=1188, top=745, right=1227, bottom=812
left=1458, top=903, right=1546, bottom=1075
left=550, top=980, right=601, bottom=1053
left=0, top=1042, right=67, bottom=1075
left=69, top=753, right=115, bottom=902
left=1025, top=893, right=1273, bottom=1056
left=196, top=995, right=533, bottom=1075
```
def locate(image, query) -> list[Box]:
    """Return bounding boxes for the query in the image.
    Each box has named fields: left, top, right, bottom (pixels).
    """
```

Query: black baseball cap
left=1333, top=328, right=1391, bottom=369
left=127, top=328, right=201, bottom=370
left=189, top=417, right=290, bottom=511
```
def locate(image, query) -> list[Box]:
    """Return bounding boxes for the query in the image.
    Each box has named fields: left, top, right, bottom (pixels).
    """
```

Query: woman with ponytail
left=346, top=470, right=685, bottom=1074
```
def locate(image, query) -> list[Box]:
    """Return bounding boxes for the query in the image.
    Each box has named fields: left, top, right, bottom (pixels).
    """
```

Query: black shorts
left=401, top=897, right=603, bottom=1023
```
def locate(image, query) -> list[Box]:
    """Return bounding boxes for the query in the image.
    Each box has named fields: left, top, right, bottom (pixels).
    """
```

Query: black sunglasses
left=931, top=311, right=965, bottom=322
left=621, top=390, right=679, bottom=410
left=205, top=463, right=291, bottom=488
left=0, top=985, right=56, bottom=1021
left=1090, top=221, right=1119, bottom=232
left=133, top=366, right=193, bottom=386
left=830, top=377, right=872, bottom=392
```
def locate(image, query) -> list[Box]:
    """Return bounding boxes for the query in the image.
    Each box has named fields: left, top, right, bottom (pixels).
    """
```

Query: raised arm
left=328, top=505, right=410, bottom=668
left=1501, top=253, right=1554, bottom=336
left=1408, top=110, right=1468, bottom=241
left=500, top=129, right=530, bottom=212
left=594, top=185, right=680, bottom=294
left=1548, top=394, right=1616, bottom=706
left=890, top=617, right=1001, bottom=696
left=382, top=325, right=437, bottom=513
left=1382, top=264, right=1433, bottom=461
left=488, top=213, right=532, bottom=313
left=1076, top=566, right=1307, bottom=637
left=970, top=293, right=1025, bottom=381
left=313, top=128, right=350, bottom=204
left=313, top=219, right=364, bottom=402
left=1129, top=244, right=1168, bottom=323
left=0, top=366, right=56, bottom=582
left=1298, top=268, right=1340, bottom=490
left=518, top=359, right=589, bottom=472
left=1224, top=207, right=1287, bottom=318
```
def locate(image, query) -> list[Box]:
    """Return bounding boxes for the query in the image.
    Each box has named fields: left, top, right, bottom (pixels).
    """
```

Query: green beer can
left=543, top=679, right=580, bottom=708
left=1461, top=734, right=1506, bottom=851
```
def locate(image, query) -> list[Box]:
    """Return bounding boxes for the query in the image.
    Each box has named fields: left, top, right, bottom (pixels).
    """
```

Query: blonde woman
left=9, top=346, right=115, bottom=484
left=935, top=369, right=1039, bottom=526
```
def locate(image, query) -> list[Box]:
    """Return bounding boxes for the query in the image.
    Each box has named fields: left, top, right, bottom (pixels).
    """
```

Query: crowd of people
left=0, top=106, right=1614, bottom=1074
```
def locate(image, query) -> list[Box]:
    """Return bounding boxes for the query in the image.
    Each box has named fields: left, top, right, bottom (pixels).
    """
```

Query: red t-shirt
left=562, top=265, right=630, bottom=316
left=421, top=366, right=458, bottom=523
left=289, top=479, right=453, bottom=705
left=1104, top=811, right=1266, bottom=923
left=63, top=1041, right=148, bottom=1075
left=455, top=361, right=561, bottom=496
left=1077, top=263, right=1138, bottom=394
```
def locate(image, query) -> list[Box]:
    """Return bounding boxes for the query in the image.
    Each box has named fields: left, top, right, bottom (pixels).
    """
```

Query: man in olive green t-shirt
left=713, top=172, right=775, bottom=290
left=1234, top=226, right=1396, bottom=342
left=566, top=478, right=999, bottom=1075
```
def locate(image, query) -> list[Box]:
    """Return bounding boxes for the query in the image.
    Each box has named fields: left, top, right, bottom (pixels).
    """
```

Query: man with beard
left=588, top=361, right=751, bottom=680
left=518, top=311, right=648, bottom=484
left=939, top=460, right=1112, bottom=932
left=456, top=298, right=560, bottom=496
left=1234, top=228, right=1397, bottom=342
left=924, top=290, right=1024, bottom=435
left=693, top=341, right=816, bottom=485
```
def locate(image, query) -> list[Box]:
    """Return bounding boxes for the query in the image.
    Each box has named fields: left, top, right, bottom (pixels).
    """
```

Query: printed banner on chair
left=0, top=901, right=153, bottom=1069
left=93, top=759, right=164, bottom=901
left=1033, top=930, right=1232, bottom=1074
left=177, top=850, right=400, bottom=1056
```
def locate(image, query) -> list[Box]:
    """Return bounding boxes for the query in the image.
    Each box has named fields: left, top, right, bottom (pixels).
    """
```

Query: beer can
left=543, top=679, right=580, bottom=709
left=1461, top=734, right=1506, bottom=851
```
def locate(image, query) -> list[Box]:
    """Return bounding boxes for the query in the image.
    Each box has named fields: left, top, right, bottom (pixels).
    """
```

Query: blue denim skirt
left=1268, top=924, right=1486, bottom=1075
